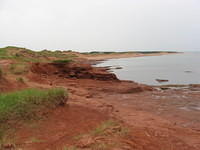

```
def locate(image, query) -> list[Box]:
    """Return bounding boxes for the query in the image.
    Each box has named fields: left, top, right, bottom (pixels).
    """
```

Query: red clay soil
left=61, top=79, right=200, bottom=150
left=14, top=105, right=109, bottom=150
left=0, top=77, right=12, bottom=92
left=30, top=62, right=118, bottom=81
left=3, top=61, right=200, bottom=150
left=0, top=60, right=27, bottom=92
left=0, top=77, right=26, bottom=92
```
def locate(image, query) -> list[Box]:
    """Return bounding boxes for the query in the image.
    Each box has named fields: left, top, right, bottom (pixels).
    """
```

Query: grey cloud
left=0, top=0, right=200, bottom=51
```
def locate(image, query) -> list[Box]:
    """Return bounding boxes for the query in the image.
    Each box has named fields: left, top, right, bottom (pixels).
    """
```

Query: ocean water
left=96, top=53, right=200, bottom=85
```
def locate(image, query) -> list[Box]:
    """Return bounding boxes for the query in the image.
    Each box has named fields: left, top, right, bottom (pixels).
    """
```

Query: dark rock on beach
left=156, top=79, right=169, bottom=83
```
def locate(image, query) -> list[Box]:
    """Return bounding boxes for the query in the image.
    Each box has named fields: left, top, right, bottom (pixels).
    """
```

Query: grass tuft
left=0, top=88, right=68, bottom=123
left=62, top=146, right=77, bottom=150
left=53, top=59, right=72, bottom=64
left=16, top=77, right=25, bottom=83
left=91, top=120, right=117, bottom=136
left=72, top=120, right=131, bottom=150
left=0, top=88, right=67, bottom=145
left=0, top=48, right=8, bottom=58
left=27, top=137, right=45, bottom=144
left=9, top=63, right=29, bottom=75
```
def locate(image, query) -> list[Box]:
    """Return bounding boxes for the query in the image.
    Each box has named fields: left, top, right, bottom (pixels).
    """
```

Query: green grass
left=0, top=46, right=77, bottom=63
left=73, top=120, right=130, bottom=150
left=53, top=59, right=73, bottom=64
left=27, top=137, right=45, bottom=144
left=62, top=146, right=77, bottom=150
left=0, top=48, right=7, bottom=55
left=9, top=63, right=29, bottom=75
left=72, top=120, right=130, bottom=150
left=91, top=120, right=117, bottom=136
left=0, top=88, right=68, bottom=123
left=74, top=120, right=127, bottom=141
left=0, top=48, right=9, bottom=59
left=0, top=88, right=68, bottom=145
left=38, top=50, right=77, bottom=59
left=16, top=77, right=25, bottom=83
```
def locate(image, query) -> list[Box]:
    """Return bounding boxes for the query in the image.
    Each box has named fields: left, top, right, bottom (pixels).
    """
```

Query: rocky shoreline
left=25, top=60, right=200, bottom=150
left=0, top=47, right=199, bottom=150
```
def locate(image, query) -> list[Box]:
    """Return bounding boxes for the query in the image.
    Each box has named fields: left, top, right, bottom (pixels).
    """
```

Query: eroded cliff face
left=30, top=62, right=118, bottom=81
left=0, top=77, right=10, bottom=92
left=0, top=77, right=26, bottom=92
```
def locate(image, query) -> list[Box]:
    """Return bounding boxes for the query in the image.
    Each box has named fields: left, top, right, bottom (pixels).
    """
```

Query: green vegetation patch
left=0, top=46, right=77, bottom=63
left=0, top=88, right=67, bottom=144
left=53, top=59, right=73, bottom=64
left=16, top=77, right=25, bottom=83
left=73, top=120, right=130, bottom=150
left=0, top=48, right=9, bottom=59
left=62, top=146, right=77, bottom=150
left=9, top=63, right=29, bottom=75
left=38, top=50, right=77, bottom=59
left=0, top=48, right=7, bottom=56
left=0, top=88, right=68, bottom=123
left=91, top=120, right=117, bottom=136
left=74, top=120, right=130, bottom=140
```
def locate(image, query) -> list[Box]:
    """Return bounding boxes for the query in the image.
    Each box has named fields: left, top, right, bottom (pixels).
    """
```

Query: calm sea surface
left=96, top=53, right=200, bottom=85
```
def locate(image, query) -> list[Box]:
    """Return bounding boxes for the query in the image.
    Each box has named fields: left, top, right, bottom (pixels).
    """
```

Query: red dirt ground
left=2, top=62, right=200, bottom=150
left=14, top=105, right=109, bottom=150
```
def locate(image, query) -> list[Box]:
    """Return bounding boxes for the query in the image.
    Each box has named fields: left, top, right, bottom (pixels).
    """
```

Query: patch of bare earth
left=2, top=61, right=200, bottom=150
left=13, top=105, right=108, bottom=150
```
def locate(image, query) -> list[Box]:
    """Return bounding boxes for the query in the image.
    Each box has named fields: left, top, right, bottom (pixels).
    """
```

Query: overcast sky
left=0, top=0, right=200, bottom=52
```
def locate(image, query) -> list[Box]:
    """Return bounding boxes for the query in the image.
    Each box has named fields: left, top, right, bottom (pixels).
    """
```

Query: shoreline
left=1, top=47, right=200, bottom=150
left=84, top=51, right=180, bottom=61
left=87, top=51, right=181, bottom=66
left=92, top=52, right=200, bottom=88
left=23, top=63, right=200, bottom=149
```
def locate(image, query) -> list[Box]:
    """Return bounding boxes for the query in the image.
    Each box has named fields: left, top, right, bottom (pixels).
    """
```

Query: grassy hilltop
left=0, top=46, right=77, bottom=63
